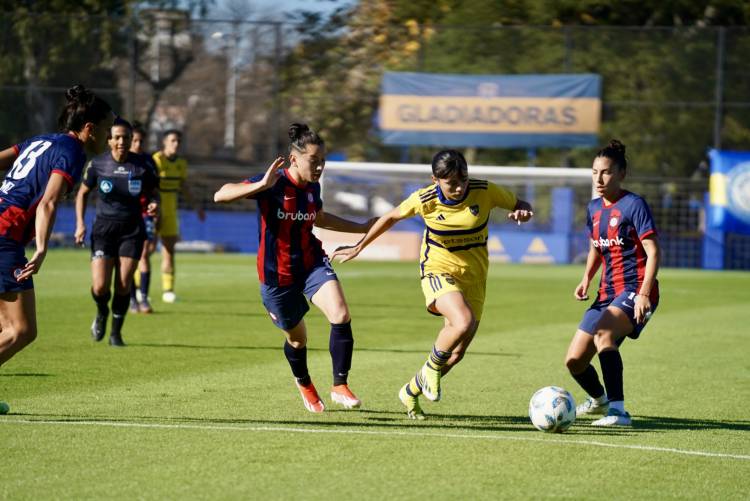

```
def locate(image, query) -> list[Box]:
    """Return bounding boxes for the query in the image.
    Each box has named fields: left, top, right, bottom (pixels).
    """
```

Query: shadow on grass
left=631, top=415, right=750, bottom=432
left=0, top=373, right=54, bottom=377
left=143, top=310, right=266, bottom=318
left=127, top=342, right=520, bottom=358
left=9, top=409, right=637, bottom=435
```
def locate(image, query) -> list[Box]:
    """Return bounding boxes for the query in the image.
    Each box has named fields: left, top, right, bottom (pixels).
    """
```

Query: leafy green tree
left=283, top=0, right=749, bottom=175
left=0, top=1, right=129, bottom=145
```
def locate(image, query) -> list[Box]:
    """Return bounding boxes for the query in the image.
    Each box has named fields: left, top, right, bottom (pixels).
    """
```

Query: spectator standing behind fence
left=129, top=122, right=159, bottom=314
left=0, top=85, right=112, bottom=414
left=152, top=130, right=205, bottom=304
left=75, top=118, right=159, bottom=347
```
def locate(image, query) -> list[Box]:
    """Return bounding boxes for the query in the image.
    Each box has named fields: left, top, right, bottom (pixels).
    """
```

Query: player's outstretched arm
left=507, top=199, right=534, bottom=225
left=74, top=183, right=91, bottom=246
left=17, top=173, right=68, bottom=281
left=214, top=157, right=283, bottom=203
left=331, top=207, right=404, bottom=263
left=314, top=211, right=377, bottom=234
left=574, top=242, right=601, bottom=301
left=634, top=236, right=661, bottom=323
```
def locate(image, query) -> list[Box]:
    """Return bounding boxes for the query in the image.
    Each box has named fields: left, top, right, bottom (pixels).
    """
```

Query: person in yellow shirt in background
left=152, top=130, right=205, bottom=303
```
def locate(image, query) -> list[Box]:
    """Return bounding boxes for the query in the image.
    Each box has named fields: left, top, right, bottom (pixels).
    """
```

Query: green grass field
left=1, top=250, right=749, bottom=499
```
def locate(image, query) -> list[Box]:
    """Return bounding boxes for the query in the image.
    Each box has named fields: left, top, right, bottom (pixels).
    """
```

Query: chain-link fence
left=1, top=12, right=748, bottom=268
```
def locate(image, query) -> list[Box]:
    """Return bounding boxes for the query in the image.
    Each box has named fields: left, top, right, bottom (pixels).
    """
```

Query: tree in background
left=0, top=0, right=128, bottom=146
left=283, top=0, right=750, bottom=176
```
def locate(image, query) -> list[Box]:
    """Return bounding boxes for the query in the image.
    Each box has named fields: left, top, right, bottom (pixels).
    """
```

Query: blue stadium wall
left=54, top=191, right=721, bottom=268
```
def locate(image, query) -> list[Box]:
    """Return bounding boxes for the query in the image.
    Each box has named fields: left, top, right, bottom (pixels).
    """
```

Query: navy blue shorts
left=579, top=290, right=659, bottom=341
left=0, top=238, right=33, bottom=293
left=260, top=260, right=338, bottom=330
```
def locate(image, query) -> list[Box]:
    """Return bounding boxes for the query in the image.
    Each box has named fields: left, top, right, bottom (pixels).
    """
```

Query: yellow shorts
left=158, top=209, right=180, bottom=238
left=420, top=272, right=486, bottom=321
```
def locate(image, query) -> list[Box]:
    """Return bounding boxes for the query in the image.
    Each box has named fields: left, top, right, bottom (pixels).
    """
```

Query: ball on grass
left=0, top=402, right=10, bottom=415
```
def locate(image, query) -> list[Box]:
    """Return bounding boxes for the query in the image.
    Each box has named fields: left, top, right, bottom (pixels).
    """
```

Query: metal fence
left=1, top=12, right=748, bottom=268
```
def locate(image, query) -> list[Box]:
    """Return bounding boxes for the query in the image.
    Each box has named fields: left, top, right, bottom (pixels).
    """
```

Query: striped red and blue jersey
left=587, top=190, right=659, bottom=302
left=0, top=133, right=86, bottom=244
left=247, top=169, right=326, bottom=287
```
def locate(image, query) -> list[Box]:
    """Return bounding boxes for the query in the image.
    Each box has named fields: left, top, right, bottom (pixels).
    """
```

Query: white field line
left=2, top=418, right=749, bottom=461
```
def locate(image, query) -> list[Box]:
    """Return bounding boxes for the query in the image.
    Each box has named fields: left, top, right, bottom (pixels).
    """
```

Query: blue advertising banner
left=379, top=72, right=601, bottom=148
left=708, top=149, right=750, bottom=235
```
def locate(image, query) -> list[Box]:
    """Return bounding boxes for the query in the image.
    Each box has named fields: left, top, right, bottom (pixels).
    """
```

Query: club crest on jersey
left=99, top=180, right=113, bottom=193
left=308, top=192, right=314, bottom=203
left=128, top=179, right=142, bottom=196
left=609, top=217, right=619, bottom=227
left=470, top=205, right=479, bottom=216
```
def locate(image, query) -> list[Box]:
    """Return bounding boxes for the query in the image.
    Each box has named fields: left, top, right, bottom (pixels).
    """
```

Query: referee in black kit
left=75, top=117, right=159, bottom=347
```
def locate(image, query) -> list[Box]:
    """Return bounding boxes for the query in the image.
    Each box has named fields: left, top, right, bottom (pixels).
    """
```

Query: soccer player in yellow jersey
left=333, top=150, right=533, bottom=419
left=152, top=130, right=205, bottom=303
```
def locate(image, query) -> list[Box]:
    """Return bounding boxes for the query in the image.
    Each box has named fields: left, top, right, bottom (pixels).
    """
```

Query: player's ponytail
left=432, top=149, right=468, bottom=179
left=596, top=139, right=627, bottom=172
left=58, top=84, right=112, bottom=133
left=288, top=122, right=324, bottom=152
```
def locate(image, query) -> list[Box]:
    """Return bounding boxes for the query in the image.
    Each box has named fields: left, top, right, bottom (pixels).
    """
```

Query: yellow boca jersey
left=399, top=179, right=517, bottom=280
left=152, top=152, right=188, bottom=215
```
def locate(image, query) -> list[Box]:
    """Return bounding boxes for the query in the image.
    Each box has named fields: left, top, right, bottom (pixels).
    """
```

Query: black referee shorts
left=90, top=218, right=146, bottom=260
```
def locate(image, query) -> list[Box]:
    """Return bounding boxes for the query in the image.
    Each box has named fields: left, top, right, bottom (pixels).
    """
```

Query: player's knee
left=565, top=355, right=587, bottom=374
left=91, top=284, right=108, bottom=296
left=8, top=325, right=36, bottom=348
left=593, top=330, right=617, bottom=351
left=287, top=339, right=306, bottom=350
left=453, top=314, right=476, bottom=336
left=327, top=305, right=350, bottom=325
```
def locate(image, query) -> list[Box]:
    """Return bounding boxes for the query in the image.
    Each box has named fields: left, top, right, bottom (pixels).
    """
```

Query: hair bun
left=608, top=139, right=626, bottom=154
left=65, top=84, right=93, bottom=105
left=288, top=122, right=310, bottom=141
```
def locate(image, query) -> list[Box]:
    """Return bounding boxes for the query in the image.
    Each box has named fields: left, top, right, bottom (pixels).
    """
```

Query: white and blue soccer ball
left=529, top=386, right=576, bottom=433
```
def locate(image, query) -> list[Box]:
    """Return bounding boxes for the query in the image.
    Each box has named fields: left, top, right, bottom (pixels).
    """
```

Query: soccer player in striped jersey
left=214, top=123, right=375, bottom=413
left=565, top=140, right=661, bottom=427
left=0, top=85, right=112, bottom=414
left=333, top=150, right=533, bottom=420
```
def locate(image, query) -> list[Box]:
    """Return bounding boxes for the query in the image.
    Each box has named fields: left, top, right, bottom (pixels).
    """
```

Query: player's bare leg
left=441, top=320, right=478, bottom=376
left=90, top=257, right=115, bottom=342
left=311, top=280, right=361, bottom=409
left=0, top=290, right=37, bottom=414
left=0, top=290, right=37, bottom=367
left=591, top=307, right=633, bottom=426
left=282, top=320, right=324, bottom=413
left=137, top=239, right=156, bottom=312
left=419, top=292, right=477, bottom=401
left=160, top=235, right=178, bottom=303
left=566, top=330, right=609, bottom=416
left=109, top=256, right=138, bottom=347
